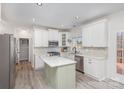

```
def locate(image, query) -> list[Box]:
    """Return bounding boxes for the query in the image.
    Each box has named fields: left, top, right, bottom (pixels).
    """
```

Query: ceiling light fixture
left=36, top=3, right=42, bottom=6
left=75, top=16, right=79, bottom=20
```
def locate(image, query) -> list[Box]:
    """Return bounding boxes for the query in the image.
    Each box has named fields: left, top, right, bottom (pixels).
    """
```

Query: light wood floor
left=15, top=61, right=49, bottom=89
left=15, top=62, right=124, bottom=89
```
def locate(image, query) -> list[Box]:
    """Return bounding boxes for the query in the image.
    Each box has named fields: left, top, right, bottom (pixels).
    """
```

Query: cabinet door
left=84, top=57, right=105, bottom=80
left=35, top=55, right=44, bottom=70
left=48, top=29, right=59, bottom=41
left=42, top=30, right=48, bottom=47
left=89, top=59, right=99, bottom=78
left=82, top=27, right=93, bottom=47
left=92, top=21, right=107, bottom=47
left=84, top=58, right=97, bottom=76
left=65, top=32, right=70, bottom=47
left=48, top=30, right=53, bottom=40
left=59, top=32, right=70, bottom=47
left=34, top=30, right=48, bottom=47
left=53, top=30, right=59, bottom=41
left=59, top=32, right=62, bottom=47
left=82, top=19, right=107, bottom=47
left=34, top=30, right=42, bottom=47
left=84, top=58, right=90, bottom=73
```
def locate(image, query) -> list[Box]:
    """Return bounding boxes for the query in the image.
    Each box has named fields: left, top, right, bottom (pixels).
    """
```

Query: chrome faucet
left=72, top=47, right=77, bottom=54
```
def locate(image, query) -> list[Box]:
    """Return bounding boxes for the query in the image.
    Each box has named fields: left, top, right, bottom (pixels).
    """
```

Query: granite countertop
left=40, top=55, right=76, bottom=67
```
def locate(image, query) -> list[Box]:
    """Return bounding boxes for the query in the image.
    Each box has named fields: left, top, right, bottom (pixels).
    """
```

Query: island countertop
left=40, top=55, right=76, bottom=67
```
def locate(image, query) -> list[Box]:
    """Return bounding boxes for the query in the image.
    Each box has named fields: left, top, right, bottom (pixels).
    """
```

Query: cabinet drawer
left=84, top=57, right=105, bottom=80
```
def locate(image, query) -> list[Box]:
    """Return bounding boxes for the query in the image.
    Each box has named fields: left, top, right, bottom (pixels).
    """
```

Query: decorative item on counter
left=72, top=36, right=82, bottom=48
left=61, top=47, right=68, bottom=52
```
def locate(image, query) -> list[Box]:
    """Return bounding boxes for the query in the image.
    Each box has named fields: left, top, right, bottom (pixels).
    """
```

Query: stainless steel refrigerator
left=0, top=34, right=16, bottom=89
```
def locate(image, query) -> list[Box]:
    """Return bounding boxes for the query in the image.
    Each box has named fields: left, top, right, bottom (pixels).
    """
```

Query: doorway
left=19, top=38, right=29, bottom=62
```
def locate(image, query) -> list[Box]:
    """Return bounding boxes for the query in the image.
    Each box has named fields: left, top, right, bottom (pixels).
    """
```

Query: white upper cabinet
left=48, top=29, right=59, bottom=41
left=42, top=30, right=48, bottom=47
left=34, top=30, right=42, bottom=47
left=82, top=19, right=107, bottom=47
left=59, top=32, right=70, bottom=47
left=34, top=28, right=48, bottom=47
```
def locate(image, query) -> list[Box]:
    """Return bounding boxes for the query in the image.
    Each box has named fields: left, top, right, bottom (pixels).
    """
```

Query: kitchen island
left=40, top=55, right=76, bottom=89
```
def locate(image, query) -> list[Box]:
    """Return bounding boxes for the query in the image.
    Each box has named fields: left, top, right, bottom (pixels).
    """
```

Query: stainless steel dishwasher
left=75, top=55, right=84, bottom=73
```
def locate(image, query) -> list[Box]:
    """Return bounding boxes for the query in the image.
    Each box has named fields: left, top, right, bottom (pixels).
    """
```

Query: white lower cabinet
left=84, top=57, right=106, bottom=81
left=34, top=55, right=44, bottom=70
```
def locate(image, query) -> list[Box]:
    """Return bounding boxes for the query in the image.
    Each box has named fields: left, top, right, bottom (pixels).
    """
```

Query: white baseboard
left=85, top=73, right=106, bottom=81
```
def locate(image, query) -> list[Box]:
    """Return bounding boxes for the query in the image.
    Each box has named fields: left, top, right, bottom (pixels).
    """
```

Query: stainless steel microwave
left=48, top=41, right=58, bottom=47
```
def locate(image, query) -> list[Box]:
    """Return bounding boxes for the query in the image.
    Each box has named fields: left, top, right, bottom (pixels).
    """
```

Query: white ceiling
left=2, top=3, right=124, bottom=29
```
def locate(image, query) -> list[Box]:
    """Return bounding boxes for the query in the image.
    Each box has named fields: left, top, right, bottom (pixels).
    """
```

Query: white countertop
left=75, top=54, right=107, bottom=60
left=68, top=52, right=107, bottom=60
left=40, top=55, right=76, bottom=67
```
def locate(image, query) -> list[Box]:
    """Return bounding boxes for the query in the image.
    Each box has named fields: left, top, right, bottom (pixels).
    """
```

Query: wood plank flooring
left=15, top=61, right=50, bottom=89
left=15, top=61, right=124, bottom=89
left=76, top=72, right=124, bottom=89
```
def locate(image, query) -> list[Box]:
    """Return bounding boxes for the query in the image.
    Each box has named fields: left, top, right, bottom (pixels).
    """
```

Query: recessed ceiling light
left=36, top=3, right=42, bottom=6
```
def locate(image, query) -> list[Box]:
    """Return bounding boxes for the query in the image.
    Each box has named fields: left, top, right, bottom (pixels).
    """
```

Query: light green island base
left=45, top=63, right=76, bottom=89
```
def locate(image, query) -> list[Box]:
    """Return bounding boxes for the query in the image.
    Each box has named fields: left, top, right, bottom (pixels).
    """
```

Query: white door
left=19, top=38, right=29, bottom=61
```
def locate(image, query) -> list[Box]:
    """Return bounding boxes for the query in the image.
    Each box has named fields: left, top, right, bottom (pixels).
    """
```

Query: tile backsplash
left=34, top=47, right=61, bottom=54
left=79, top=47, right=108, bottom=57
left=34, top=47, right=107, bottom=58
